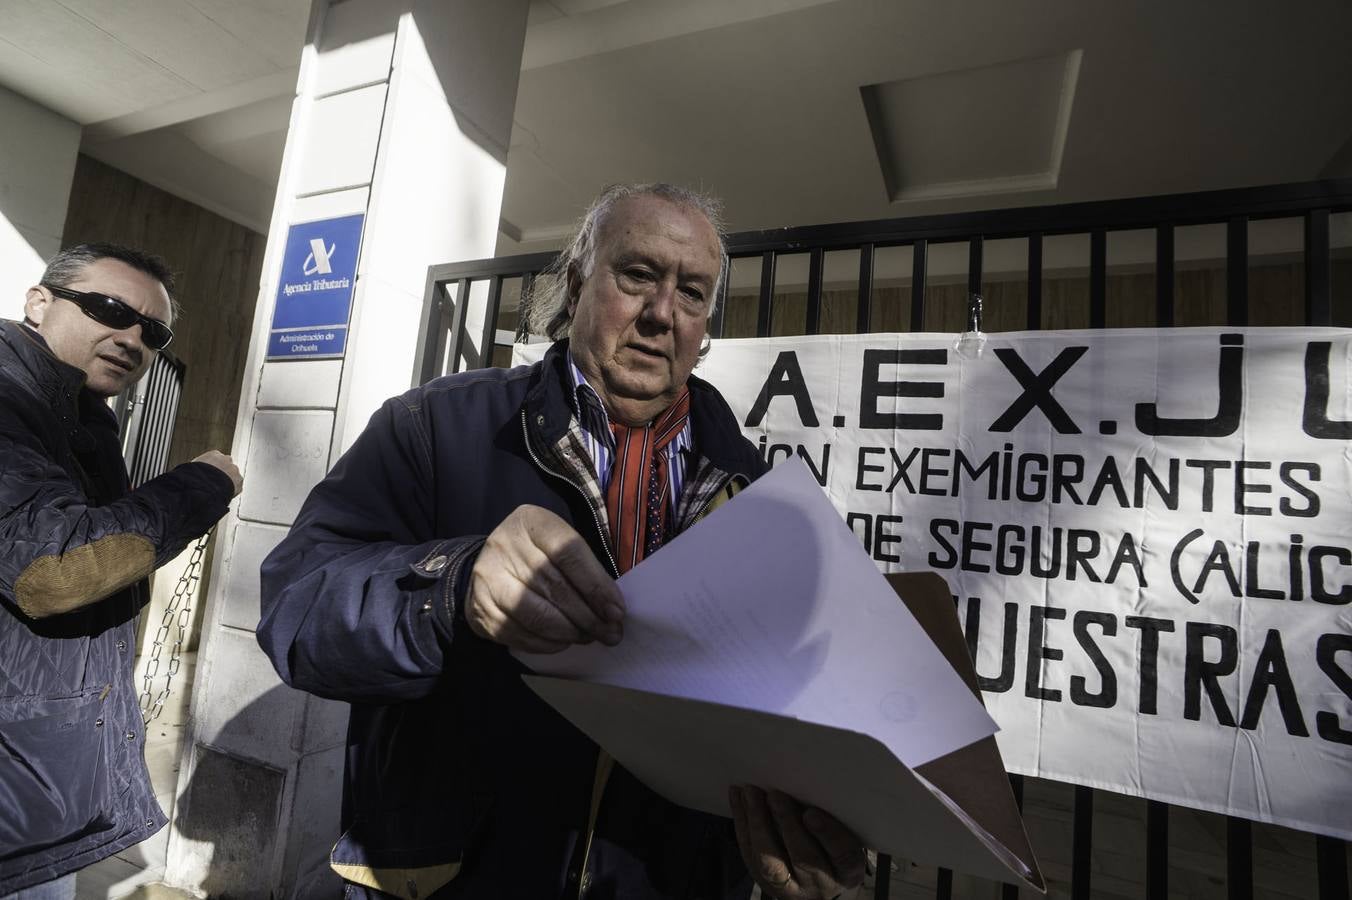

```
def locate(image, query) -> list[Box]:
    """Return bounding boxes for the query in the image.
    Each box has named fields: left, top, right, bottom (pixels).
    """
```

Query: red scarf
left=605, top=389, right=691, bottom=572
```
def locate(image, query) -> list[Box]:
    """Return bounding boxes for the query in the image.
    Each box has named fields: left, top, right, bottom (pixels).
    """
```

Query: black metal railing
left=418, top=179, right=1352, bottom=900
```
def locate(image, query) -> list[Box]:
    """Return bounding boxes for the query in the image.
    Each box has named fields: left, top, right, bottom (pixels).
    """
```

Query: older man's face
left=568, top=194, right=721, bottom=426
left=24, top=258, right=173, bottom=398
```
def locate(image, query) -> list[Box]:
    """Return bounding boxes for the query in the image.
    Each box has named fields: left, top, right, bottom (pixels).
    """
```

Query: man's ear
left=565, top=263, right=583, bottom=315
left=24, top=286, right=50, bottom=326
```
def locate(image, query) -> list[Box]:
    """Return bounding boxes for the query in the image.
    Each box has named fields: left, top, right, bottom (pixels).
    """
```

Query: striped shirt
left=567, top=352, right=692, bottom=518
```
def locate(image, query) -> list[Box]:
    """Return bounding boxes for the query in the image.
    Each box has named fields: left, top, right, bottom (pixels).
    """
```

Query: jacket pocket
left=330, top=803, right=487, bottom=900
left=0, top=688, right=113, bottom=858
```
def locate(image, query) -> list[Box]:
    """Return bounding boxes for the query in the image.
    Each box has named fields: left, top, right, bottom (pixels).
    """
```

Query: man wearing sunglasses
left=0, top=243, right=242, bottom=898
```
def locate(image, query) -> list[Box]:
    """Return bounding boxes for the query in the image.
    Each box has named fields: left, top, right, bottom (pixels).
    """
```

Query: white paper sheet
left=524, top=676, right=1042, bottom=889
left=517, top=459, right=997, bottom=767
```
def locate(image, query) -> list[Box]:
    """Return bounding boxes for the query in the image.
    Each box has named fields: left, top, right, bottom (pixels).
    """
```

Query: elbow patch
left=15, top=534, right=156, bottom=618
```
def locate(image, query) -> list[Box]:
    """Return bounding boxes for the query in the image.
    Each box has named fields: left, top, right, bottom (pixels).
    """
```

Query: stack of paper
left=517, top=460, right=1044, bottom=891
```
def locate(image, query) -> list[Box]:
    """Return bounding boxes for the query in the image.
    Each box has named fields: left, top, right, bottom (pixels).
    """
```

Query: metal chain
left=139, top=529, right=212, bottom=725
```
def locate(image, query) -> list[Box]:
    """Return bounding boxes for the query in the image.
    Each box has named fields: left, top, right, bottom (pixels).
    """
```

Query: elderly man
left=259, top=184, right=864, bottom=899
left=0, top=244, right=242, bottom=898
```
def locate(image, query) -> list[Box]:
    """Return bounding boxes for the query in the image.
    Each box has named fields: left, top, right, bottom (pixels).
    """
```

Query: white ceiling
left=1, top=0, right=1349, bottom=252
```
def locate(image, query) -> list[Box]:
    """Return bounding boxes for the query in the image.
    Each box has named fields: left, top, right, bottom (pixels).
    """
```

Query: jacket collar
left=523, top=339, right=761, bottom=482
left=0, top=319, right=88, bottom=409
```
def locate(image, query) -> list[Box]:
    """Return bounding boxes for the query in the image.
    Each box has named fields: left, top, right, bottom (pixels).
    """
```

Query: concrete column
left=164, top=1, right=528, bottom=895
left=0, top=87, right=80, bottom=320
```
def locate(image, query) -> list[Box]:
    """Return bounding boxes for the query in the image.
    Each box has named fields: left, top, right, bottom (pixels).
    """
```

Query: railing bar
left=447, top=278, right=471, bottom=376
left=806, top=247, right=824, bottom=335
left=1226, top=817, right=1253, bottom=900
left=711, top=261, right=728, bottom=338
left=144, top=362, right=170, bottom=484
left=1316, top=834, right=1349, bottom=900
left=1228, top=216, right=1248, bottom=326
left=1306, top=209, right=1332, bottom=326
left=1027, top=234, right=1043, bottom=330
left=414, top=273, right=448, bottom=385
left=1146, top=800, right=1169, bottom=899
left=133, top=364, right=156, bottom=486
left=516, top=272, right=536, bottom=342
left=1072, top=785, right=1094, bottom=899
left=1000, top=774, right=1025, bottom=900
left=936, top=867, right=953, bottom=900
left=873, top=853, right=891, bottom=900
left=153, top=362, right=173, bottom=473
left=968, top=235, right=983, bottom=298
left=756, top=251, right=776, bottom=338
left=1090, top=229, right=1107, bottom=328
left=477, top=275, right=504, bottom=371
left=857, top=242, right=875, bottom=332
left=431, top=296, right=451, bottom=378
left=1156, top=225, right=1175, bottom=327
left=910, top=239, right=927, bottom=332
left=152, top=358, right=179, bottom=483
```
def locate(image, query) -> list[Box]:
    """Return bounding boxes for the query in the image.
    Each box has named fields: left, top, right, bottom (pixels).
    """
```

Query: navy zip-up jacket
left=259, top=342, right=767, bottom=899
left=0, top=320, right=234, bottom=892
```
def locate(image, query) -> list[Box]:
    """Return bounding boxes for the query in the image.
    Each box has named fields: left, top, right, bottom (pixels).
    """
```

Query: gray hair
left=524, top=183, right=728, bottom=351
left=42, top=242, right=180, bottom=322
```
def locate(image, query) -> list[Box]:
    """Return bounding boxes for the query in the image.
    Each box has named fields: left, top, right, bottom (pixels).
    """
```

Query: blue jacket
left=259, top=342, right=767, bottom=899
left=0, top=321, right=234, bottom=892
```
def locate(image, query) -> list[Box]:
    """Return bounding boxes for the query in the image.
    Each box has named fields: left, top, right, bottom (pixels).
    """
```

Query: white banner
left=517, top=328, right=1352, bottom=838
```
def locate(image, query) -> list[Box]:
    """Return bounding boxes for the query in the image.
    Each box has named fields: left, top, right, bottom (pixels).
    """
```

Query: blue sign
left=266, top=213, right=365, bottom=360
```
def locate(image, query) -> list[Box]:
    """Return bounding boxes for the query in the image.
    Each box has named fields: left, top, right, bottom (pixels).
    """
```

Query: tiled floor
left=75, top=655, right=198, bottom=900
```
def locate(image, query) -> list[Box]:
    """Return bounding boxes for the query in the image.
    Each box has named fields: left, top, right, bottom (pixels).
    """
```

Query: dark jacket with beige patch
left=0, top=320, right=233, bottom=892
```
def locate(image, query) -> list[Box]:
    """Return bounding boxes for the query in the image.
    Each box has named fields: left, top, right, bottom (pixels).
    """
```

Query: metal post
left=856, top=242, right=875, bottom=332
left=447, top=277, right=472, bottom=375
left=910, top=239, right=927, bottom=332
left=1146, top=800, right=1169, bottom=898
left=1090, top=230, right=1107, bottom=328
left=1226, top=818, right=1253, bottom=900
left=1072, top=786, right=1094, bottom=898
left=477, top=275, right=504, bottom=371
left=968, top=236, right=983, bottom=299
left=1227, top=216, right=1248, bottom=326
left=1002, top=775, right=1025, bottom=900
left=757, top=251, right=776, bottom=338
left=1027, top=234, right=1043, bottom=329
left=806, top=248, right=824, bottom=335
left=873, top=853, right=891, bottom=900
left=1306, top=209, right=1331, bottom=325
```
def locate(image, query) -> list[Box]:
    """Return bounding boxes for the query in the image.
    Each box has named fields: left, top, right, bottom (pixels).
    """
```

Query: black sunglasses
left=42, top=284, right=174, bottom=350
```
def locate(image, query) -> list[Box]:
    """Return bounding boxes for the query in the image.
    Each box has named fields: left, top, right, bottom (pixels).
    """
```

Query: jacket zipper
left=521, top=409, right=618, bottom=898
left=520, top=411, right=621, bottom=578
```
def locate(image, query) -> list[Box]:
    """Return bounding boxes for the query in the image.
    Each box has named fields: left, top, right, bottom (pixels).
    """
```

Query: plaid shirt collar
left=566, top=351, right=614, bottom=454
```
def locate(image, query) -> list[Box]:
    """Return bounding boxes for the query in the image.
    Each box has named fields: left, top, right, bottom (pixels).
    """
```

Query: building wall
left=0, top=86, right=80, bottom=321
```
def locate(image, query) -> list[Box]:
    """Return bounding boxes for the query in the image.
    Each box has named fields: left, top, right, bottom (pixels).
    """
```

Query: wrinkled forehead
left=596, top=196, right=722, bottom=266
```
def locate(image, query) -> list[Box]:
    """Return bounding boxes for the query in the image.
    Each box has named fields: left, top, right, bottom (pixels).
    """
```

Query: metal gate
left=418, top=178, right=1352, bottom=899
left=114, top=349, right=186, bottom=488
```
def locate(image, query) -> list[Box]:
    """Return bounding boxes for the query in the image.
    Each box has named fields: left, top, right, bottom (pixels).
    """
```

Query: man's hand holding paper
left=516, top=459, right=1044, bottom=890
left=466, top=500, right=862, bottom=897
left=466, top=504, right=626, bottom=652
left=731, top=786, right=866, bottom=900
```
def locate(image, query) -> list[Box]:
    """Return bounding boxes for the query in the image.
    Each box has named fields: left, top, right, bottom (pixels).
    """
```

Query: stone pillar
left=0, top=86, right=80, bottom=320
left=163, top=1, right=528, bottom=895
